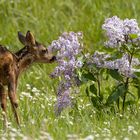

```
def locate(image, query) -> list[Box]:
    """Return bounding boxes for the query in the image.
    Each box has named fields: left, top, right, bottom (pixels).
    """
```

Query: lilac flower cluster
left=105, top=54, right=140, bottom=77
left=91, top=16, right=140, bottom=78
left=92, top=52, right=140, bottom=77
left=91, top=51, right=111, bottom=67
left=102, top=16, right=140, bottom=47
left=48, top=32, right=83, bottom=114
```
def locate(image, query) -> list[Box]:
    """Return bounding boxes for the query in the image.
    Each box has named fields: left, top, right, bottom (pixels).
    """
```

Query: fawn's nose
left=50, top=56, right=56, bottom=62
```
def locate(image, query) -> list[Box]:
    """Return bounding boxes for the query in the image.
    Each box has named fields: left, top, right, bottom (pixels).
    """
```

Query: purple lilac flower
left=92, top=52, right=140, bottom=78
left=48, top=32, right=83, bottom=114
left=102, top=16, right=140, bottom=47
left=55, top=90, right=72, bottom=115
left=123, top=19, right=140, bottom=35
left=105, top=54, right=131, bottom=77
left=91, top=51, right=111, bottom=67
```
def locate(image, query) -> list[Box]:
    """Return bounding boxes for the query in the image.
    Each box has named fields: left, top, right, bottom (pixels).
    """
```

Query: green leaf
left=137, top=87, right=140, bottom=99
left=89, top=84, right=97, bottom=95
left=129, top=34, right=138, bottom=39
left=86, top=87, right=89, bottom=97
left=128, top=91, right=136, bottom=99
left=82, top=72, right=96, bottom=81
left=112, top=51, right=123, bottom=60
left=107, top=84, right=127, bottom=104
left=133, top=78, right=140, bottom=99
left=108, top=69, right=123, bottom=81
left=135, top=86, right=140, bottom=99
left=90, top=96, right=102, bottom=109
left=125, top=100, right=136, bottom=106
left=134, top=71, right=140, bottom=78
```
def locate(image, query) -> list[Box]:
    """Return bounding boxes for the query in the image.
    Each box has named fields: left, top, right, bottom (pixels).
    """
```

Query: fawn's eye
left=42, top=49, right=47, bottom=54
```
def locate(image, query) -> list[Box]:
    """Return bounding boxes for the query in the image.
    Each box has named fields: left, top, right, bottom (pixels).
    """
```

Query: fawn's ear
left=25, top=31, right=36, bottom=46
left=18, top=31, right=27, bottom=45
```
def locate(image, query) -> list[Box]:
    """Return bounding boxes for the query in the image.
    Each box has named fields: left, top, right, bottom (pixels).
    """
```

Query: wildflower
left=56, top=89, right=72, bottom=115
left=123, top=19, right=140, bottom=35
left=84, top=135, right=94, bottom=140
left=91, top=51, right=111, bottom=67
left=92, top=52, right=140, bottom=78
left=49, top=32, right=83, bottom=114
left=102, top=16, right=140, bottom=47
left=102, top=16, right=124, bottom=47
left=105, top=54, right=140, bottom=77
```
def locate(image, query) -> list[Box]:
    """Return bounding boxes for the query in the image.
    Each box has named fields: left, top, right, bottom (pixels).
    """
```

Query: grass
left=0, top=0, right=140, bottom=139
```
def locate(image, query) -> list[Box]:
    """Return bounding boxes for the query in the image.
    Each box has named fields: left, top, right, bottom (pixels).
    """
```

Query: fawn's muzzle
left=50, top=56, right=56, bottom=62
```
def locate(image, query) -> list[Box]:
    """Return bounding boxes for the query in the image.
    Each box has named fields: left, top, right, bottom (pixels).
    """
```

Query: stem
left=122, top=77, right=129, bottom=113
left=122, top=50, right=134, bottom=113
left=117, top=98, right=120, bottom=111
left=97, top=74, right=101, bottom=97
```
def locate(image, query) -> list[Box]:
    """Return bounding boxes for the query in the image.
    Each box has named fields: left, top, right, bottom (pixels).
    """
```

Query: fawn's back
left=0, top=45, right=15, bottom=85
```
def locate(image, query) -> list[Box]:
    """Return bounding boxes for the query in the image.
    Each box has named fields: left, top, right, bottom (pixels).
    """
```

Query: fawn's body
left=0, top=31, right=56, bottom=128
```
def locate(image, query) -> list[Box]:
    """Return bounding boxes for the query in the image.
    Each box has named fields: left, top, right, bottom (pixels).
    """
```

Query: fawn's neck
left=15, top=46, right=35, bottom=74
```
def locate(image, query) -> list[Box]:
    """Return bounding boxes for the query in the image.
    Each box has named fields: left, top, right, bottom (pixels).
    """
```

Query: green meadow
left=0, top=0, right=140, bottom=139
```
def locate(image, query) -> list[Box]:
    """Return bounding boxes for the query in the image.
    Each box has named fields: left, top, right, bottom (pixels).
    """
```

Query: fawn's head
left=18, top=31, right=56, bottom=63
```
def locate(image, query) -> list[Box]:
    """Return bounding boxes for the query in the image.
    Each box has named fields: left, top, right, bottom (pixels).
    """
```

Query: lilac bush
left=94, top=16, right=140, bottom=78
left=98, top=16, right=140, bottom=111
left=82, top=16, right=140, bottom=112
left=48, top=32, right=83, bottom=114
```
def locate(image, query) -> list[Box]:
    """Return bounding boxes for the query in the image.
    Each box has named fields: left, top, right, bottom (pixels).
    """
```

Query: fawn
left=0, top=31, right=56, bottom=128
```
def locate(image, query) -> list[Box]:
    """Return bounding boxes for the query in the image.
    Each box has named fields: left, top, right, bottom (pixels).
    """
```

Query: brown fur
left=0, top=31, right=56, bottom=128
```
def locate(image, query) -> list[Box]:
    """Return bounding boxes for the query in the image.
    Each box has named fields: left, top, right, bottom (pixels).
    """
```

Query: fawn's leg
left=8, top=73, right=20, bottom=126
left=0, top=85, right=8, bottom=129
